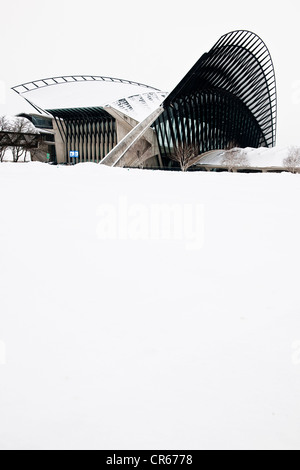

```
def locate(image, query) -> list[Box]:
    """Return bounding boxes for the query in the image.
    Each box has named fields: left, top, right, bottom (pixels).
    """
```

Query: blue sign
left=70, top=151, right=79, bottom=158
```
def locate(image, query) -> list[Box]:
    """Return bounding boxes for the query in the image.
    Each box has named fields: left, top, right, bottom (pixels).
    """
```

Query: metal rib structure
left=11, top=75, right=160, bottom=95
left=153, top=30, right=277, bottom=164
left=51, top=107, right=117, bottom=164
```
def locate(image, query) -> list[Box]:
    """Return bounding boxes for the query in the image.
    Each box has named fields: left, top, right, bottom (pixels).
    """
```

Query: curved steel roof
left=163, top=30, right=277, bottom=147
left=11, top=75, right=164, bottom=121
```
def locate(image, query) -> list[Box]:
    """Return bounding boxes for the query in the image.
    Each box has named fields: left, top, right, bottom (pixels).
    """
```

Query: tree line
left=0, top=116, right=40, bottom=162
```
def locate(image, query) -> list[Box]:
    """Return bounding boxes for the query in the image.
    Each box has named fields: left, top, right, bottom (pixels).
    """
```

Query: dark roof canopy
left=47, top=107, right=113, bottom=120
left=163, top=30, right=277, bottom=147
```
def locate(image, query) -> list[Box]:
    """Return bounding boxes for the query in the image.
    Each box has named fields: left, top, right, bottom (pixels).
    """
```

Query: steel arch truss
left=11, top=75, right=160, bottom=95
left=153, top=30, right=277, bottom=162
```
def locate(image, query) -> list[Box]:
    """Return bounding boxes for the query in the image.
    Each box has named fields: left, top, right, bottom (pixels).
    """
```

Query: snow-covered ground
left=0, top=162, right=300, bottom=450
left=198, top=146, right=294, bottom=169
left=1, top=148, right=30, bottom=163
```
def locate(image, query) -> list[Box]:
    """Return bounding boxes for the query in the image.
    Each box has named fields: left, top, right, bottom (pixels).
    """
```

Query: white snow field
left=0, top=162, right=300, bottom=450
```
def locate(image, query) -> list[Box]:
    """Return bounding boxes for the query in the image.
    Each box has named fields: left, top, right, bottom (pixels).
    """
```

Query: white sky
left=0, top=0, right=299, bottom=146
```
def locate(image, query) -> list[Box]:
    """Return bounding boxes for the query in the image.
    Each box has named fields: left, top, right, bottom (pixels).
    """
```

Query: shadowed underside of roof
left=46, top=107, right=112, bottom=119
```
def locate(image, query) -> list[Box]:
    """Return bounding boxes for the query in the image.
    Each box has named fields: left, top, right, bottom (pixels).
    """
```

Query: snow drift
left=0, top=162, right=300, bottom=450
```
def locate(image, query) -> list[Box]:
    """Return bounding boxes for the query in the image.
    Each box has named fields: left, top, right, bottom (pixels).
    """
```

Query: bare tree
left=0, top=116, right=40, bottom=162
left=221, top=148, right=249, bottom=172
left=0, top=144, right=8, bottom=162
left=170, top=143, right=201, bottom=171
left=0, top=116, right=10, bottom=131
left=10, top=118, right=38, bottom=162
left=0, top=116, right=10, bottom=162
left=283, top=146, right=300, bottom=174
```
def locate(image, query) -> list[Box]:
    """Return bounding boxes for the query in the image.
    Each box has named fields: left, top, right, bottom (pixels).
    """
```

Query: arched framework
left=11, top=75, right=160, bottom=95
left=153, top=30, right=277, bottom=164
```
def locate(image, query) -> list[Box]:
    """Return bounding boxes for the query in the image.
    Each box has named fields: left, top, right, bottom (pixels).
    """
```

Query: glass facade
left=31, top=116, right=53, bottom=129
left=154, top=90, right=264, bottom=160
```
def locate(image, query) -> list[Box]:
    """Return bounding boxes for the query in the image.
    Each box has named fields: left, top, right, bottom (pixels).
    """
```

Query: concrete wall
left=102, top=106, right=163, bottom=168
left=51, top=107, right=163, bottom=167
left=52, top=119, right=65, bottom=164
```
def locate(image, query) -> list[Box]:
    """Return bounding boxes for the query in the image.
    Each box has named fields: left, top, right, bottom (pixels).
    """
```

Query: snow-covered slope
left=0, top=162, right=300, bottom=450
left=198, top=146, right=293, bottom=169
